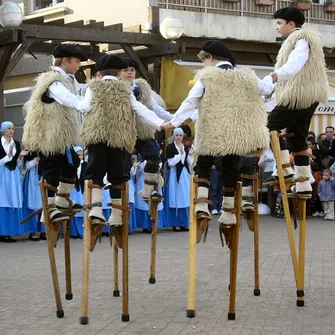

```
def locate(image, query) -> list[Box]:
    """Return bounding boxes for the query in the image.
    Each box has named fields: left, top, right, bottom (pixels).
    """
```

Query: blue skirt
left=136, top=209, right=164, bottom=229
left=23, top=207, right=45, bottom=233
left=0, top=207, right=24, bottom=236
left=129, top=203, right=137, bottom=232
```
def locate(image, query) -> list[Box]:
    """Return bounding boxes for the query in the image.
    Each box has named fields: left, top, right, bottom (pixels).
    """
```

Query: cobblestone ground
left=1, top=215, right=335, bottom=335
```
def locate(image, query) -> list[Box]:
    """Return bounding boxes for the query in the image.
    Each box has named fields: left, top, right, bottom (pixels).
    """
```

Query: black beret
left=96, top=54, right=129, bottom=71
left=53, top=44, right=88, bottom=61
left=201, top=40, right=236, bottom=67
left=274, top=7, right=305, bottom=26
left=123, top=57, right=139, bottom=69
left=95, top=54, right=108, bottom=72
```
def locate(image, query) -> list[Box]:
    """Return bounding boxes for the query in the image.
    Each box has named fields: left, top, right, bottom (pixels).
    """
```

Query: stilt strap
left=223, top=207, right=237, bottom=214
left=41, top=181, right=58, bottom=193
left=279, top=133, right=294, bottom=139
left=240, top=173, right=258, bottom=180
left=84, top=202, right=102, bottom=212
left=104, top=183, right=126, bottom=190
left=194, top=178, right=210, bottom=185
left=282, top=163, right=292, bottom=168
left=293, top=150, right=315, bottom=159
left=144, top=180, right=157, bottom=186
left=107, top=203, right=130, bottom=211
left=224, top=186, right=238, bottom=192
left=194, top=198, right=212, bottom=204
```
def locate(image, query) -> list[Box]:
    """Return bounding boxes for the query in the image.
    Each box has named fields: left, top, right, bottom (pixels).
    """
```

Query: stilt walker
left=166, top=40, right=274, bottom=319
left=78, top=55, right=168, bottom=325
left=118, top=57, right=172, bottom=283
left=22, top=44, right=88, bottom=318
left=265, top=7, right=328, bottom=306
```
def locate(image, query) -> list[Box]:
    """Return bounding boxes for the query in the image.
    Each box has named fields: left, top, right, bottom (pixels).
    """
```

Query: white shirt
left=258, top=149, right=275, bottom=173
left=80, top=76, right=165, bottom=130
left=170, top=62, right=274, bottom=128
left=0, top=136, right=15, bottom=167
left=168, top=142, right=194, bottom=167
left=48, top=66, right=84, bottom=110
left=275, top=39, right=310, bottom=82
left=25, top=157, right=39, bottom=171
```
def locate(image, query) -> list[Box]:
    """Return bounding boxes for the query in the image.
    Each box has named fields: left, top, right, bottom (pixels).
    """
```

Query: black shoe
left=39, top=232, right=47, bottom=240
left=29, top=233, right=40, bottom=241
left=173, top=227, right=179, bottom=232
left=179, top=227, right=189, bottom=232
left=143, top=229, right=152, bottom=234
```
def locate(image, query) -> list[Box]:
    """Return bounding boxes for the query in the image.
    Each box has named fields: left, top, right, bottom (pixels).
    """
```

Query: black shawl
left=0, top=139, right=21, bottom=171
left=166, top=142, right=190, bottom=183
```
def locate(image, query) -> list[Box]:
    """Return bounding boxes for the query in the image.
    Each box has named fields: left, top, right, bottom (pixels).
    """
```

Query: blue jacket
left=318, top=179, right=335, bottom=201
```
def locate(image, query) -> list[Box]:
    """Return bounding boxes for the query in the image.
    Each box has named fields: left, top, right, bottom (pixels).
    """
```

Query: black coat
left=0, top=139, right=21, bottom=171
left=166, top=143, right=190, bottom=183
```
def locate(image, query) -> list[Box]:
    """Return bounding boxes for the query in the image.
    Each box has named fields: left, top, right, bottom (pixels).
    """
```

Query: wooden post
left=0, top=82, right=4, bottom=122
left=253, top=174, right=260, bottom=296
left=64, top=220, right=73, bottom=301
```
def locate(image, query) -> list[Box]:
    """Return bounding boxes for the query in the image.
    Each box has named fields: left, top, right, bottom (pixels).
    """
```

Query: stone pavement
left=1, top=215, right=335, bottom=335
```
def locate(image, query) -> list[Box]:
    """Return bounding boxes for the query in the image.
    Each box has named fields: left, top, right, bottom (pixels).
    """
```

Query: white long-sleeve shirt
left=170, top=63, right=274, bottom=128
left=149, top=96, right=173, bottom=121
left=48, top=67, right=84, bottom=110
left=168, top=142, right=194, bottom=167
left=80, top=76, right=165, bottom=131
left=275, top=39, right=309, bottom=82
left=0, top=136, right=14, bottom=167
left=25, top=157, right=39, bottom=171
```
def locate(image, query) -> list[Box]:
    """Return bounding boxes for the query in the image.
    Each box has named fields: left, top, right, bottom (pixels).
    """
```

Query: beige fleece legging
left=322, top=201, right=335, bottom=220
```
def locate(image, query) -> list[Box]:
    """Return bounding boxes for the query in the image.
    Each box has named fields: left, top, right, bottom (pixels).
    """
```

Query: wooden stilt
left=270, top=131, right=304, bottom=303
left=40, top=180, right=64, bottom=319
left=253, top=175, right=260, bottom=296
left=79, top=180, right=92, bottom=325
left=113, top=237, right=120, bottom=297
left=121, top=182, right=130, bottom=322
left=186, top=175, right=197, bottom=318
left=227, top=182, right=242, bottom=320
left=297, top=198, right=307, bottom=307
left=64, top=219, right=73, bottom=301
left=149, top=189, right=159, bottom=285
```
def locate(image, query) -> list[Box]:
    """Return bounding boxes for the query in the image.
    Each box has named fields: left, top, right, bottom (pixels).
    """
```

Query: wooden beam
left=4, top=39, right=34, bottom=80
left=149, top=6, right=160, bottom=34
left=44, top=19, right=65, bottom=26
left=0, top=43, right=19, bottom=82
left=21, top=24, right=162, bottom=45
left=0, top=82, right=4, bottom=122
left=120, top=44, right=152, bottom=83
left=104, top=23, right=123, bottom=31
left=28, top=41, right=99, bottom=56
left=0, top=29, right=19, bottom=46
left=115, top=43, right=180, bottom=58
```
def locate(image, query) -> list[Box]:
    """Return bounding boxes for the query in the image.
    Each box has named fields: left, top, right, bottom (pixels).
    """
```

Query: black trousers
left=267, top=102, right=318, bottom=166
left=84, top=142, right=131, bottom=198
left=40, top=147, right=80, bottom=197
left=135, top=139, right=161, bottom=173
left=195, top=155, right=241, bottom=197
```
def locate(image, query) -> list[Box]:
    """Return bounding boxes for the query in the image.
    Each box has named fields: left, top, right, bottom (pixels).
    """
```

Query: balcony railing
left=158, top=0, right=335, bottom=25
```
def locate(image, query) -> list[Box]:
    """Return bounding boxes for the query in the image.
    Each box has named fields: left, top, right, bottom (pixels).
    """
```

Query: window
left=30, top=0, right=64, bottom=12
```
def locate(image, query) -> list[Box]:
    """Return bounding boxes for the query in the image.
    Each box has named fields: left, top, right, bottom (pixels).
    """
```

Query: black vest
left=75, top=161, right=87, bottom=194
left=166, top=142, right=190, bottom=182
left=0, top=139, right=21, bottom=171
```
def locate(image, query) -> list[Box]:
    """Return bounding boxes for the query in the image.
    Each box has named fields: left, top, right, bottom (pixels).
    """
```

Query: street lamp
left=0, top=1, right=24, bottom=28
left=159, top=16, right=183, bottom=43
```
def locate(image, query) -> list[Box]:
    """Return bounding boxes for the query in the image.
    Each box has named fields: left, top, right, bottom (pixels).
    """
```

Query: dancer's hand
left=162, top=122, right=175, bottom=131
left=270, top=72, right=278, bottom=83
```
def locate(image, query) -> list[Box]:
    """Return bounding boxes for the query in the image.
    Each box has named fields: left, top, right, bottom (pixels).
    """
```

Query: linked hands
left=161, top=122, right=175, bottom=131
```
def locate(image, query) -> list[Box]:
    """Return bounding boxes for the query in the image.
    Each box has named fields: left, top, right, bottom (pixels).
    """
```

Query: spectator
left=0, top=121, right=27, bottom=242
left=164, top=128, right=194, bottom=231
left=319, top=126, right=334, bottom=168
left=308, top=131, right=316, bottom=139
left=317, top=133, right=326, bottom=143
left=318, top=169, right=335, bottom=220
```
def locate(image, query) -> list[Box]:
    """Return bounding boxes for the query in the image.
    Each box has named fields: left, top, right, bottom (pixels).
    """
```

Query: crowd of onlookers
left=1, top=121, right=335, bottom=244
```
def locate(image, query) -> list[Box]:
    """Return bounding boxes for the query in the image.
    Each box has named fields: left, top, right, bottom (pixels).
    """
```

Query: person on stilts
left=79, top=55, right=169, bottom=242
left=22, top=44, right=88, bottom=223
left=118, top=57, right=173, bottom=202
left=166, top=40, right=273, bottom=230
left=265, top=7, right=328, bottom=193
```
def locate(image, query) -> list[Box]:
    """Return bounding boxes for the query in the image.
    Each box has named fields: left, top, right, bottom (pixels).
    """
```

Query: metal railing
left=158, top=0, right=335, bottom=25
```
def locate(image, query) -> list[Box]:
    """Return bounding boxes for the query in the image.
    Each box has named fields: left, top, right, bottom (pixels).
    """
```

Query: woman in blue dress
left=164, top=128, right=194, bottom=231
left=128, top=165, right=137, bottom=232
left=0, top=121, right=26, bottom=242
left=135, top=160, right=164, bottom=233
left=22, top=151, right=45, bottom=241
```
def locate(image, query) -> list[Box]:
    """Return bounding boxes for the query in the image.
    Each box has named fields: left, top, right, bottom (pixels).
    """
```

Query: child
left=318, top=169, right=335, bottom=220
